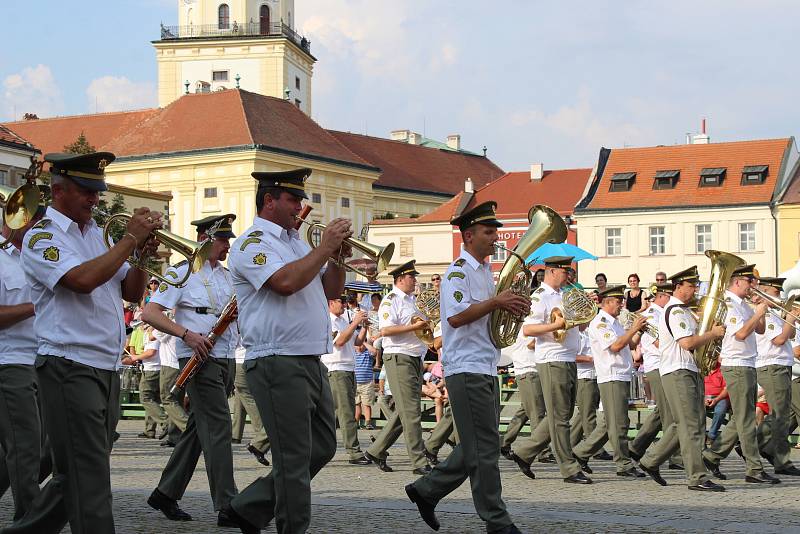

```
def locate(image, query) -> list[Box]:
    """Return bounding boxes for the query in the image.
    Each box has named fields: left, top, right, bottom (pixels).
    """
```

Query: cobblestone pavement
left=2, top=420, right=799, bottom=533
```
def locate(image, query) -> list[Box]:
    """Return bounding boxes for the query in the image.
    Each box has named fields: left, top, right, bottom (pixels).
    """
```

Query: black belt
left=194, top=307, right=220, bottom=316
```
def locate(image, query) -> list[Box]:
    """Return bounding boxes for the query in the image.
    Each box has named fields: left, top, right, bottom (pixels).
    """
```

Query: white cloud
left=1, top=64, right=63, bottom=120
left=86, top=76, right=157, bottom=113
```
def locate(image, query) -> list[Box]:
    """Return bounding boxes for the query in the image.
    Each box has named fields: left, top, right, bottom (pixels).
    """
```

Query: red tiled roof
left=581, top=138, right=792, bottom=210
left=3, top=109, right=159, bottom=156
left=0, top=124, right=37, bottom=152
left=328, top=130, right=505, bottom=195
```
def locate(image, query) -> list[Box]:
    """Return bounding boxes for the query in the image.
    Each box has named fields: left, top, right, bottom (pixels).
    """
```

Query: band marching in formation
left=0, top=150, right=799, bottom=534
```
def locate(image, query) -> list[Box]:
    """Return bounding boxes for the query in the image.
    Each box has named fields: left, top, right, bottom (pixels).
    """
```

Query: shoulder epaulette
left=533, top=287, right=544, bottom=294
left=247, top=230, right=264, bottom=238
left=173, top=259, right=188, bottom=268
left=31, top=219, right=51, bottom=230
left=453, top=258, right=466, bottom=267
left=386, top=293, right=396, bottom=300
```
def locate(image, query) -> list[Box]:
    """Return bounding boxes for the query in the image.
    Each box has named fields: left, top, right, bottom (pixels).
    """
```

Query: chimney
left=691, top=118, right=710, bottom=144
left=408, top=132, right=422, bottom=145
left=391, top=129, right=410, bottom=141
left=530, top=163, right=544, bottom=181
left=464, top=177, right=474, bottom=193
left=446, top=134, right=461, bottom=151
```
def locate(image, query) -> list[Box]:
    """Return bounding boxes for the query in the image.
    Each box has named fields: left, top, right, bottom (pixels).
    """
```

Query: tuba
left=551, top=288, right=598, bottom=342
left=488, top=205, right=568, bottom=348
left=694, top=250, right=746, bottom=376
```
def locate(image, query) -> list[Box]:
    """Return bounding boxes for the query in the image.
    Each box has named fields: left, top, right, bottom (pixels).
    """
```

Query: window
left=311, top=192, right=322, bottom=204
left=218, top=4, right=230, bottom=29
left=739, top=222, right=756, bottom=252
left=0, top=169, right=7, bottom=185
left=295, top=98, right=302, bottom=108
left=649, top=226, right=665, bottom=255
left=341, top=197, right=350, bottom=208
left=491, top=241, right=507, bottom=263
left=310, top=221, right=322, bottom=247
left=399, top=237, right=414, bottom=257
left=212, top=71, right=228, bottom=82
left=653, top=170, right=679, bottom=190
left=609, top=172, right=636, bottom=192
left=696, top=224, right=712, bottom=253
left=295, top=76, right=301, bottom=90
left=700, top=167, right=726, bottom=187
left=259, top=4, right=270, bottom=35
left=741, top=165, right=768, bottom=185
left=605, top=228, right=621, bottom=256
left=204, top=187, right=218, bottom=198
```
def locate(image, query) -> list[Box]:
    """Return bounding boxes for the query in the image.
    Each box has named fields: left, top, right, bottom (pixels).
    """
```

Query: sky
left=2, top=1, right=799, bottom=171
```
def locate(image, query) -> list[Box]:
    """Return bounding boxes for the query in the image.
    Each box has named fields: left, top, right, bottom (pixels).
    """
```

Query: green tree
left=63, top=132, right=96, bottom=155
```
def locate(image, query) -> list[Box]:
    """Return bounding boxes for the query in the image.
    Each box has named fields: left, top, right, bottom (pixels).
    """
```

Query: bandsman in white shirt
left=0, top=186, right=51, bottom=521
left=629, top=284, right=683, bottom=469
left=638, top=266, right=726, bottom=491
left=152, top=324, right=187, bottom=447
left=143, top=214, right=242, bottom=525
left=702, top=264, right=780, bottom=484
left=569, top=327, right=603, bottom=453
left=365, top=260, right=432, bottom=474
left=572, top=285, right=647, bottom=478
left=511, top=256, right=592, bottom=484
left=322, top=295, right=371, bottom=465
left=754, top=277, right=800, bottom=476
left=17, top=152, right=160, bottom=533
left=130, top=328, right=169, bottom=442
left=226, top=169, right=350, bottom=534
left=406, top=201, right=529, bottom=534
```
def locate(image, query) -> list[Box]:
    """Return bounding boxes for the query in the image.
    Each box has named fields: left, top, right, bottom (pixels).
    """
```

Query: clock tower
left=154, top=0, right=314, bottom=114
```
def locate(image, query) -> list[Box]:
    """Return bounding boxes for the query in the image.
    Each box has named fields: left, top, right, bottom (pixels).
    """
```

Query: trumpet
left=619, top=308, right=659, bottom=339
left=101, top=211, right=212, bottom=287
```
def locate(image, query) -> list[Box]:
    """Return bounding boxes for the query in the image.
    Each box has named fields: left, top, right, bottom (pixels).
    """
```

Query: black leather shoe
left=489, top=524, right=522, bottom=534
left=247, top=444, right=270, bottom=467
left=147, top=489, right=192, bottom=521
left=160, top=439, right=176, bottom=448
left=413, top=465, right=433, bottom=476
left=640, top=464, right=667, bottom=486
left=563, top=472, right=592, bottom=484
left=628, top=448, right=642, bottom=462
left=219, top=505, right=261, bottom=534
left=349, top=455, right=372, bottom=465
left=158, top=426, right=169, bottom=441
left=668, top=463, right=685, bottom=471
left=509, top=452, right=535, bottom=480
left=364, top=451, right=392, bottom=472
left=573, top=455, right=592, bottom=474
left=593, top=450, right=613, bottom=461
left=702, top=457, right=727, bottom=480
left=405, top=484, right=440, bottom=531
left=537, top=454, right=556, bottom=464
left=688, top=480, right=725, bottom=492
left=617, top=467, right=646, bottom=478
left=424, top=447, right=439, bottom=465
left=138, top=432, right=156, bottom=439
left=745, top=471, right=781, bottom=484
left=500, top=445, right=513, bottom=461
left=775, top=465, right=800, bottom=476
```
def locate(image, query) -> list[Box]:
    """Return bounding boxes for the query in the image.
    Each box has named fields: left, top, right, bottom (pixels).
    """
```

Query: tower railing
left=158, top=21, right=311, bottom=54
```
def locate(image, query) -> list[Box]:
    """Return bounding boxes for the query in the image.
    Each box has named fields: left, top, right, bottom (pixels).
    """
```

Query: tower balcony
left=158, top=21, right=311, bottom=54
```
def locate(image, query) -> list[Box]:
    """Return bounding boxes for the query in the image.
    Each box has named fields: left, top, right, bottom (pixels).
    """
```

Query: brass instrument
left=551, top=288, right=599, bottom=342
left=619, top=308, right=658, bottom=339
left=694, top=250, right=746, bottom=376
left=748, top=287, right=800, bottom=325
left=412, top=288, right=440, bottom=346
left=0, top=158, right=46, bottom=247
left=294, top=215, right=394, bottom=279
left=489, top=205, right=568, bottom=348
left=102, top=213, right=212, bottom=287
left=366, top=311, right=381, bottom=339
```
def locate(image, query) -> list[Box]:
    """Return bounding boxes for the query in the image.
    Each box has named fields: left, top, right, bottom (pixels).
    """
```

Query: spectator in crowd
left=431, top=274, right=441, bottom=294
left=624, top=274, right=647, bottom=313
left=654, top=272, right=667, bottom=285
left=355, top=339, right=377, bottom=429
left=755, top=386, right=770, bottom=427
left=595, top=273, right=608, bottom=292
left=370, top=293, right=382, bottom=312
left=377, top=364, right=394, bottom=417
left=532, top=269, right=545, bottom=290
left=130, top=327, right=169, bottom=441
left=144, top=278, right=159, bottom=304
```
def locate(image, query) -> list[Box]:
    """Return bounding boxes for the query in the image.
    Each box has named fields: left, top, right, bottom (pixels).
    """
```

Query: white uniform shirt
left=440, top=250, right=498, bottom=377
left=587, top=309, right=632, bottom=384
left=525, top=283, right=580, bottom=364
left=230, top=217, right=331, bottom=359
left=791, top=329, right=800, bottom=379
left=720, top=290, right=757, bottom=368
left=0, top=244, right=37, bottom=364
left=141, top=338, right=161, bottom=371
left=756, top=311, right=794, bottom=367
left=150, top=261, right=236, bottom=360
left=153, top=329, right=178, bottom=369
left=640, top=303, right=662, bottom=373
left=21, top=206, right=129, bottom=370
left=322, top=312, right=357, bottom=372
left=378, top=286, right=428, bottom=358
left=576, top=329, right=596, bottom=380
left=658, top=296, right=699, bottom=376
left=509, top=328, right=537, bottom=376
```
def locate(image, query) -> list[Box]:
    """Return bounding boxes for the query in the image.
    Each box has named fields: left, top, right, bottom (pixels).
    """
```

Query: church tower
left=154, top=0, right=314, bottom=114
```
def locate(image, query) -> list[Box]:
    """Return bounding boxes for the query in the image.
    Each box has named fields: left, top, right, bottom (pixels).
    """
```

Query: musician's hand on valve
left=126, top=208, right=162, bottom=247
left=495, top=289, right=531, bottom=317
left=710, top=323, right=726, bottom=339
left=550, top=314, right=567, bottom=330
left=184, top=330, right=214, bottom=361
left=351, top=310, right=366, bottom=326
left=320, top=218, right=351, bottom=257
left=755, top=301, right=769, bottom=317
left=632, top=316, right=648, bottom=333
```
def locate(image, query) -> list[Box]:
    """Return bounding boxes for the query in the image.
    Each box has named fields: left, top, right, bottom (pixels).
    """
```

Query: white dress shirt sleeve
left=591, top=319, right=619, bottom=350
left=724, top=302, right=746, bottom=337
left=23, top=228, right=89, bottom=291
left=231, top=237, right=284, bottom=291
left=378, top=295, right=400, bottom=329
left=149, top=265, right=189, bottom=310
left=666, top=307, right=694, bottom=341
left=441, top=269, right=471, bottom=318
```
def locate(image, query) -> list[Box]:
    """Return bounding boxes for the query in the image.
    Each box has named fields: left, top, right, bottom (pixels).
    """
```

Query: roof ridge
left=3, top=108, right=157, bottom=124
left=613, top=137, right=791, bottom=152
left=235, top=90, right=256, bottom=145
left=328, top=129, right=488, bottom=158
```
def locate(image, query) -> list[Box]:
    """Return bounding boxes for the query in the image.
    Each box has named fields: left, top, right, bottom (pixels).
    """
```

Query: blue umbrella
left=344, top=280, right=384, bottom=293
left=525, top=242, right=598, bottom=266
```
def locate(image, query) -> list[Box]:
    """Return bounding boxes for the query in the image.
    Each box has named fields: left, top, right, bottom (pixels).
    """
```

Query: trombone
left=748, top=287, right=800, bottom=326
left=101, top=212, right=213, bottom=287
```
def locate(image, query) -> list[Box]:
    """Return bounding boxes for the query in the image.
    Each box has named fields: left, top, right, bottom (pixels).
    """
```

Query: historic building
left=0, top=125, right=39, bottom=187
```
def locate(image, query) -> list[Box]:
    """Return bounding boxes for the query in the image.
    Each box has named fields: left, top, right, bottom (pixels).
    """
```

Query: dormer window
left=741, top=165, right=768, bottom=185
left=609, top=172, right=636, bottom=192
left=700, top=167, right=726, bottom=187
left=653, top=170, right=679, bottom=190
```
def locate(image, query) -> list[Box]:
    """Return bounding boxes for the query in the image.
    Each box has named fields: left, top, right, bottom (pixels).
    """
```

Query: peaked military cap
left=252, top=168, right=312, bottom=199
left=450, top=201, right=502, bottom=231
left=758, top=276, right=785, bottom=290
left=388, top=259, right=419, bottom=279
left=598, top=284, right=626, bottom=299
left=669, top=266, right=699, bottom=284
left=543, top=256, right=573, bottom=268
left=653, top=282, right=675, bottom=295
left=191, top=213, right=236, bottom=238
left=732, top=264, right=757, bottom=279
left=45, top=152, right=115, bottom=192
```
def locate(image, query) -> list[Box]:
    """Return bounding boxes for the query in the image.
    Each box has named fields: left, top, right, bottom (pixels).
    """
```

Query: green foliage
left=63, top=132, right=96, bottom=155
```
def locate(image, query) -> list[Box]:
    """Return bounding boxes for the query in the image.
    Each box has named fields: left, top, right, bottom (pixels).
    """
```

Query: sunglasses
left=431, top=278, right=441, bottom=281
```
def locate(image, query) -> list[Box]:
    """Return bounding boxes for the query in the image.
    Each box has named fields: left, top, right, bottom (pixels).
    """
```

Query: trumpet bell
left=1, top=183, right=40, bottom=230
left=300, top=219, right=394, bottom=278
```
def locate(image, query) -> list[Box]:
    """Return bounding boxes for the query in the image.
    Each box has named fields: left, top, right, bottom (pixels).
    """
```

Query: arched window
left=259, top=5, right=270, bottom=35
left=218, top=4, right=230, bottom=29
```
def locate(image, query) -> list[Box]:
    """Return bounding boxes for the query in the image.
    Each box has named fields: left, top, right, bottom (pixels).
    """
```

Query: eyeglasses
left=431, top=277, right=441, bottom=281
